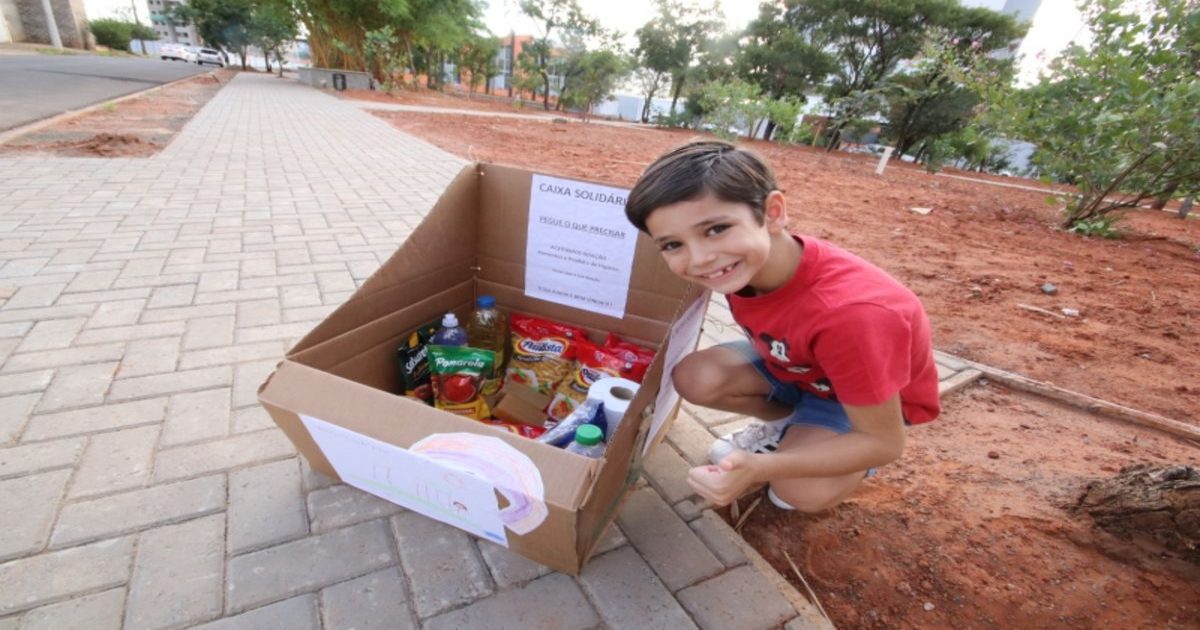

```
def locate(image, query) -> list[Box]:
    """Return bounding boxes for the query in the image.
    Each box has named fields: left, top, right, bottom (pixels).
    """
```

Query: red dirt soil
left=1, top=68, right=237, bottom=157
left=372, top=105, right=1200, bottom=627
left=737, top=383, right=1199, bottom=629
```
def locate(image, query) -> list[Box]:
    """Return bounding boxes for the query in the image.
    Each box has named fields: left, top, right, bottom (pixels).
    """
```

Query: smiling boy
left=625, top=140, right=940, bottom=511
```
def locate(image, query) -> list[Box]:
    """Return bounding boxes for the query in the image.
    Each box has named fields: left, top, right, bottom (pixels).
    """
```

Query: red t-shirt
left=728, top=235, right=940, bottom=424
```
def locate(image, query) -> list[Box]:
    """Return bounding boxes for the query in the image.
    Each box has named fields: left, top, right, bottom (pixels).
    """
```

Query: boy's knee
left=671, top=352, right=725, bottom=406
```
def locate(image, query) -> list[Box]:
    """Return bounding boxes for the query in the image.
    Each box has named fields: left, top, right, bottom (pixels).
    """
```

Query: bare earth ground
left=0, top=68, right=237, bottom=157
left=340, top=86, right=586, bottom=117
left=371, top=99, right=1200, bottom=628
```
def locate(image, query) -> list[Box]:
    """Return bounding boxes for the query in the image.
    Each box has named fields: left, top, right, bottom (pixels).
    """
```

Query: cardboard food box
left=258, top=163, right=708, bottom=575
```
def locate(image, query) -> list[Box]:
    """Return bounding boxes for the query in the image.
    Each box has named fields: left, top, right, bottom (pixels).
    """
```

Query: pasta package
left=505, top=314, right=587, bottom=397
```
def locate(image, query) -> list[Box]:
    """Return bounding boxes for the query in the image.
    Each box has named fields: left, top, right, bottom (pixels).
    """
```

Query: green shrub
left=90, top=19, right=158, bottom=51
left=89, top=18, right=132, bottom=51
left=130, top=23, right=159, bottom=42
left=1066, top=214, right=1123, bottom=239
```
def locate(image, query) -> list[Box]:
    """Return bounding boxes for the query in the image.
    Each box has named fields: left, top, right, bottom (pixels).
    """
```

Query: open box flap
left=287, top=163, right=481, bottom=357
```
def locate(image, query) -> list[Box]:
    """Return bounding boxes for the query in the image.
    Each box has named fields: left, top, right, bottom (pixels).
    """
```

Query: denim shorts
left=721, top=340, right=878, bottom=477
left=721, top=340, right=852, bottom=434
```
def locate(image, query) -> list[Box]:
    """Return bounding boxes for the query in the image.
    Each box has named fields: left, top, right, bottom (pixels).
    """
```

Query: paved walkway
left=0, top=73, right=978, bottom=629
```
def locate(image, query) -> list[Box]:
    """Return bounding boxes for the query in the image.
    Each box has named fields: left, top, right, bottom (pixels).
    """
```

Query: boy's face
left=644, top=192, right=784, bottom=294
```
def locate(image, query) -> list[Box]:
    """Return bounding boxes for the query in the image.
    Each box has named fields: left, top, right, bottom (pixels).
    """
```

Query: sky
left=85, top=0, right=1083, bottom=86
left=482, top=0, right=760, bottom=47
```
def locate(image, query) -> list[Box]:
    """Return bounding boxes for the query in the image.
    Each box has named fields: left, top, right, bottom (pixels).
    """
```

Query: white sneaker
left=766, top=486, right=795, bottom=511
left=707, top=421, right=785, bottom=465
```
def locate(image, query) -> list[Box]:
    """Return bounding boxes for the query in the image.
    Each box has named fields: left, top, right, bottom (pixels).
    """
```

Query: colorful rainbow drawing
left=411, top=433, right=548, bottom=535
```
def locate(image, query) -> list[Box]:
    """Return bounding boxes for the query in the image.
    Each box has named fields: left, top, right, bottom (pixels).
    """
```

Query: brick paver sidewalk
left=0, top=73, right=975, bottom=629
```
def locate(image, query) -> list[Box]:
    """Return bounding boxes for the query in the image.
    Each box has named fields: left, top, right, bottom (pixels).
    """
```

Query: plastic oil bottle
left=466, top=296, right=507, bottom=396
left=466, top=296, right=507, bottom=363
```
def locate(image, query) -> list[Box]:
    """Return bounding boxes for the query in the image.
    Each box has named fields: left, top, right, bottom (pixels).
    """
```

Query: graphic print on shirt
left=758, top=332, right=790, bottom=363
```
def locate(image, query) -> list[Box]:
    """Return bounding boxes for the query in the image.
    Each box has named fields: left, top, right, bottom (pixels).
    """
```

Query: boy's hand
left=687, top=451, right=758, bottom=506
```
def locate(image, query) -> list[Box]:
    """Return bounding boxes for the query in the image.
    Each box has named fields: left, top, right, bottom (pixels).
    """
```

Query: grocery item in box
left=429, top=345, right=496, bottom=420
left=546, top=339, right=626, bottom=422
left=505, top=314, right=586, bottom=397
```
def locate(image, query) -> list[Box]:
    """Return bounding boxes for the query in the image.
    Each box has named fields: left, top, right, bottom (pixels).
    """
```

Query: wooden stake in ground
left=874, top=146, right=895, bottom=176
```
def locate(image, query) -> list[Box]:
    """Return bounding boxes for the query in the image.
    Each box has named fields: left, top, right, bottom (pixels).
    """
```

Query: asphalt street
left=0, top=53, right=208, bottom=131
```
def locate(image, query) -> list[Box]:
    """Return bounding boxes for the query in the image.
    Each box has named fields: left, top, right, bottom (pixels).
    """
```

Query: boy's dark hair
left=625, top=140, right=779, bottom=233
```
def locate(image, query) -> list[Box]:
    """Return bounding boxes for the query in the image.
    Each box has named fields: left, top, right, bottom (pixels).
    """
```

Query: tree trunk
left=825, top=122, right=845, bottom=152
left=1151, top=181, right=1180, bottom=210
left=1075, top=464, right=1200, bottom=563
left=914, top=142, right=928, bottom=164
left=764, top=120, right=777, bottom=141
left=1178, top=195, right=1194, bottom=219
left=240, top=47, right=248, bottom=71
left=670, top=75, right=685, bottom=116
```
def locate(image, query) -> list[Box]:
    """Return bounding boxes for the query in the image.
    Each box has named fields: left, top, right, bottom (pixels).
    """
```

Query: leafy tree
left=362, top=26, right=401, bottom=88
left=761, top=95, right=804, bottom=140
left=634, top=0, right=713, bottom=122
left=410, top=0, right=485, bottom=89
left=294, top=0, right=483, bottom=83
left=179, top=0, right=255, bottom=69
left=633, top=11, right=680, bottom=122
left=458, top=33, right=501, bottom=95
left=558, top=49, right=626, bottom=118
left=694, top=78, right=767, bottom=140
left=518, top=0, right=600, bottom=110
left=677, top=30, right=741, bottom=125
left=784, top=0, right=966, bottom=148
left=1007, top=0, right=1200, bottom=228
left=883, top=8, right=1023, bottom=157
left=252, top=1, right=298, bottom=75
left=736, top=2, right=835, bottom=137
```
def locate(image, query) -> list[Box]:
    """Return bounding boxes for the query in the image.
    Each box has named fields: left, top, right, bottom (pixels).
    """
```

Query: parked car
left=159, top=43, right=195, bottom=63
left=194, top=48, right=226, bottom=67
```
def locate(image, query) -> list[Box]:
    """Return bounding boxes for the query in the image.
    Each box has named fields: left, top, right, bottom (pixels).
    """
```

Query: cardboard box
left=258, top=163, right=707, bottom=575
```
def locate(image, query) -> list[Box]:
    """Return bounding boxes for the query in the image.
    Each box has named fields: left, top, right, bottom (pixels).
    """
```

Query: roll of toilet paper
left=588, top=377, right=640, bottom=433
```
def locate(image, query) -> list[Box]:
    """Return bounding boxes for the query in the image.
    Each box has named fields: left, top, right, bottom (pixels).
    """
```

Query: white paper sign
left=300, top=415, right=509, bottom=545
left=525, top=174, right=638, bottom=318
left=644, top=292, right=710, bottom=456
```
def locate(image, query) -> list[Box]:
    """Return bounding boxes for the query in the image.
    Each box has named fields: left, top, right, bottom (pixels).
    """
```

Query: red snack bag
left=603, top=333, right=656, bottom=383
left=505, top=313, right=587, bottom=397
left=547, top=339, right=628, bottom=422
left=481, top=418, right=546, bottom=439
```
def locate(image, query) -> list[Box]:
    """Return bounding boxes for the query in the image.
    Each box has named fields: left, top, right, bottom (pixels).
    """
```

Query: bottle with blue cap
left=565, top=424, right=605, bottom=458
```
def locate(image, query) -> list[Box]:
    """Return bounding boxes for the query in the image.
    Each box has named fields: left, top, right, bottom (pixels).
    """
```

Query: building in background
left=146, top=0, right=198, bottom=46
left=483, top=34, right=565, bottom=100
left=0, top=0, right=89, bottom=47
